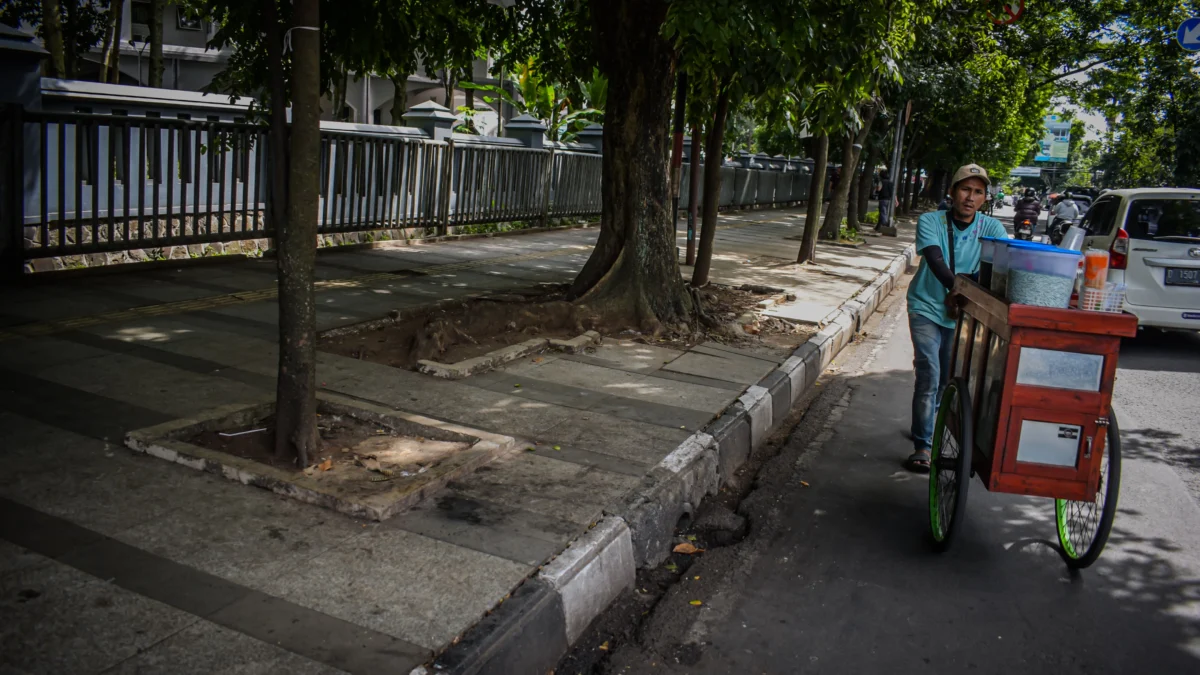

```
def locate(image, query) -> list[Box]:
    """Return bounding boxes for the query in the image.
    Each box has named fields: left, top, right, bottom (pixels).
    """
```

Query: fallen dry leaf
left=673, top=542, right=704, bottom=555
left=318, top=459, right=333, bottom=472
left=800, top=480, right=811, bottom=487
left=689, top=600, right=703, bottom=606
left=598, top=641, right=609, bottom=651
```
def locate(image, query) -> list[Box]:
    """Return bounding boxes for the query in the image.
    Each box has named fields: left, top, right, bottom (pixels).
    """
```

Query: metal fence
left=21, top=111, right=270, bottom=258
left=14, top=109, right=606, bottom=262
left=11, top=108, right=805, bottom=268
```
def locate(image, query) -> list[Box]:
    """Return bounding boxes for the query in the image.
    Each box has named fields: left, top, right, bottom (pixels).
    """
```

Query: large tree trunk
left=273, top=0, right=321, bottom=466
left=41, top=0, right=67, bottom=78
left=691, top=83, right=731, bottom=288
left=390, top=74, right=409, bottom=123
left=797, top=134, right=829, bottom=264
left=820, top=103, right=878, bottom=239
left=856, top=141, right=881, bottom=225
left=568, top=0, right=694, bottom=331
left=99, top=0, right=122, bottom=84
left=148, top=0, right=164, bottom=87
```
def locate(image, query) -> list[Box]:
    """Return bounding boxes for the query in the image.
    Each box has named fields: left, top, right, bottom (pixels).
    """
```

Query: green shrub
left=863, top=210, right=880, bottom=225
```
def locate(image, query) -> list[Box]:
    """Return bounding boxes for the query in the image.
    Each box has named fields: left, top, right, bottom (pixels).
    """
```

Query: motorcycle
left=1015, top=218, right=1035, bottom=241
left=1048, top=216, right=1076, bottom=246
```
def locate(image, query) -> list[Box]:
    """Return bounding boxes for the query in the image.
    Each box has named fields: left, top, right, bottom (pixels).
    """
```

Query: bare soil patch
left=320, top=282, right=817, bottom=371
left=320, top=288, right=589, bottom=369
left=187, top=410, right=475, bottom=501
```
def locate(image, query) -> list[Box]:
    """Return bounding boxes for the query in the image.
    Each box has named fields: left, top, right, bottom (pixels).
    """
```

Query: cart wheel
left=929, top=377, right=974, bottom=552
left=1055, top=410, right=1122, bottom=569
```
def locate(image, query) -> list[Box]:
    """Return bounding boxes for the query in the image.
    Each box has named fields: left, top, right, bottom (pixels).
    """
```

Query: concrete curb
left=431, top=242, right=917, bottom=674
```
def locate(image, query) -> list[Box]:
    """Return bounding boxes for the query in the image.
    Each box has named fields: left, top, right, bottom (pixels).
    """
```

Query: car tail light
left=1110, top=228, right=1129, bottom=270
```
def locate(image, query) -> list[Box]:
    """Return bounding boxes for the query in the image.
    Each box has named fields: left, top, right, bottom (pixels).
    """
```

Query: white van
left=1079, top=188, right=1200, bottom=330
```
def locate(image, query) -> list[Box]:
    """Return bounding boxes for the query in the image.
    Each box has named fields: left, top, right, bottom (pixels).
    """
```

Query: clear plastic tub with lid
left=979, top=236, right=1002, bottom=289
left=990, top=238, right=1015, bottom=296
left=1006, top=241, right=1083, bottom=308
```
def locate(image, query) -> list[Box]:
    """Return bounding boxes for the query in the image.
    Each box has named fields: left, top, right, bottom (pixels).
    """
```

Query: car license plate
left=1165, top=267, right=1200, bottom=286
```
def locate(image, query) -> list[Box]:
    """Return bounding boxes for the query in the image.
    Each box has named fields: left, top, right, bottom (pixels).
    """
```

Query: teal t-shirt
left=907, top=210, right=1009, bottom=328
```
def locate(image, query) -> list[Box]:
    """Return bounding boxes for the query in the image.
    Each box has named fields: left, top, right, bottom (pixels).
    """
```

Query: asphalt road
left=597, top=272, right=1200, bottom=675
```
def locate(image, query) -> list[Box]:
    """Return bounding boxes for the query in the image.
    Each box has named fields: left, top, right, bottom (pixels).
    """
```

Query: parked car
left=1079, top=188, right=1200, bottom=330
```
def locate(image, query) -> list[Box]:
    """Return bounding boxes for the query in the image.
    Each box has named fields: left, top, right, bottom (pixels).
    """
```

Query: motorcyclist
left=1013, top=188, right=1041, bottom=225
left=1051, top=193, right=1080, bottom=224
left=1048, top=193, right=1081, bottom=243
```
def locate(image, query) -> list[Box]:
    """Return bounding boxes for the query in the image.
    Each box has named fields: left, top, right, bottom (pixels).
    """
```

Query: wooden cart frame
left=928, top=276, right=1138, bottom=567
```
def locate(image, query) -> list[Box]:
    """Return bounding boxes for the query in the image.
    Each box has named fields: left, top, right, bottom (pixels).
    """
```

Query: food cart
left=929, top=276, right=1138, bottom=568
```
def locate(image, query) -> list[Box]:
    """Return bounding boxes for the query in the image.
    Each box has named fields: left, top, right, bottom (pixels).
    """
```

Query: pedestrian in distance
left=877, top=168, right=894, bottom=229
left=904, top=163, right=1009, bottom=472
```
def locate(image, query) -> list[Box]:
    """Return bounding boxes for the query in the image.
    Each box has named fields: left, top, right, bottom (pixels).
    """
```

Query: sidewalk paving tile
left=102, top=620, right=344, bottom=675
left=0, top=557, right=198, bottom=675
left=257, top=526, right=531, bottom=651
left=445, top=453, right=640, bottom=527
left=661, top=350, right=776, bottom=385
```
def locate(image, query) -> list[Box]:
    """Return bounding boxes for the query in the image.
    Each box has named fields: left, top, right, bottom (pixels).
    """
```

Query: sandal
left=905, top=449, right=931, bottom=473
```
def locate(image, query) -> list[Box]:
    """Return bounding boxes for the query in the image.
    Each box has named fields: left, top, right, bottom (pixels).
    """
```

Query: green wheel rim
left=928, top=383, right=961, bottom=543
left=1056, top=450, right=1109, bottom=560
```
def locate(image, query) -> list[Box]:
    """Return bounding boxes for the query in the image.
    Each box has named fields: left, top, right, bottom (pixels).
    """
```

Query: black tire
left=928, top=377, right=974, bottom=552
left=1056, top=410, right=1122, bottom=569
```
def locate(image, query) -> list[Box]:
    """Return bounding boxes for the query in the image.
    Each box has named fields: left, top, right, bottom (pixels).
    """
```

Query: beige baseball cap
left=951, top=163, right=991, bottom=188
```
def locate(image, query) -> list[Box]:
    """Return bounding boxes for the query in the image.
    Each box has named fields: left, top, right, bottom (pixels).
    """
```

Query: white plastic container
left=1006, top=242, right=1083, bottom=308
left=1061, top=225, right=1086, bottom=252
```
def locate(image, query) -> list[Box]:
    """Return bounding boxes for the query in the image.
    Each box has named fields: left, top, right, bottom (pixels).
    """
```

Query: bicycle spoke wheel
left=1056, top=410, right=1122, bottom=569
left=929, top=377, right=974, bottom=551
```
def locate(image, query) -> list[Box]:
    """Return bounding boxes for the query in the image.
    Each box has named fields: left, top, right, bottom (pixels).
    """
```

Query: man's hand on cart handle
left=945, top=285, right=967, bottom=320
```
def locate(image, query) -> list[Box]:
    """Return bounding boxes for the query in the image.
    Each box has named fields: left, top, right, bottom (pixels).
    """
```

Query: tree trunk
left=61, top=0, right=79, bottom=77
left=856, top=141, right=881, bottom=224
left=568, top=0, right=694, bottom=331
left=797, top=133, right=829, bottom=264
left=820, top=103, right=878, bottom=240
left=390, top=74, right=408, bottom=124
left=41, top=0, right=67, bottom=78
left=685, top=123, right=701, bottom=265
left=903, top=159, right=916, bottom=213
left=272, top=0, right=321, bottom=466
left=443, top=70, right=456, bottom=111
left=463, top=75, right=476, bottom=132
left=846, top=160, right=861, bottom=232
left=691, top=84, right=731, bottom=288
left=924, top=167, right=942, bottom=201
left=99, top=0, right=122, bottom=84
left=148, top=0, right=164, bottom=87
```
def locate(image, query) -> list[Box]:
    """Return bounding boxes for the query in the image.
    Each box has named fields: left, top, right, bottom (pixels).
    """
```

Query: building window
left=130, top=1, right=152, bottom=31
left=177, top=10, right=204, bottom=31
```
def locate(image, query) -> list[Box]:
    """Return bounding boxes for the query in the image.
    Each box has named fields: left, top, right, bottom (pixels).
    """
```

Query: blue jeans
left=878, top=199, right=892, bottom=226
left=910, top=313, right=955, bottom=451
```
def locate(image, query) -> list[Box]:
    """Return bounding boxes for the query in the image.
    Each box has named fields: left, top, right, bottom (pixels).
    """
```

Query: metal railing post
left=438, top=139, right=454, bottom=235
left=1, top=103, right=25, bottom=279
left=540, top=147, right=555, bottom=227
